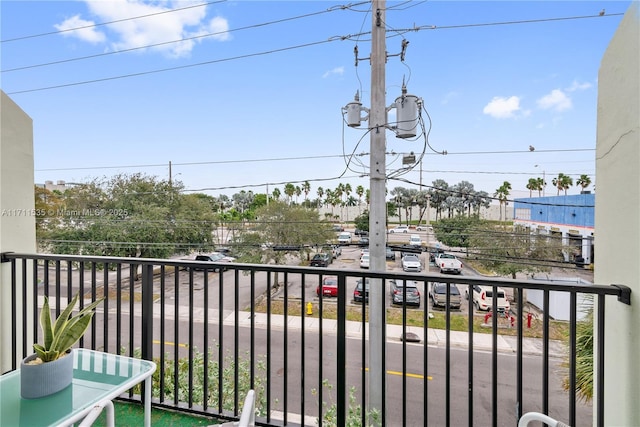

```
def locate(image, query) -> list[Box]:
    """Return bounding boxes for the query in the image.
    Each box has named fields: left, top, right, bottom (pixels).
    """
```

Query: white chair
left=217, top=389, right=255, bottom=427
left=518, top=411, right=570, bottom=427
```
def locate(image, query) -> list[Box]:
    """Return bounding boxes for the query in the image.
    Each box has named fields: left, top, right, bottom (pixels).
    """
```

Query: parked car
left=416, top=224, right=433, bottom=232
left=332, top=224, right=344, bottom=232
left=385, top=247, right=396, bottom=260
left=316, top=276, right=338, bottom=297
left=435, top=252, right=463, bottom=274
left=310, top=253, right=332, bottom=267
left=401, top=254, right=422, bottom=272
left=409, top=234, right=422, bottom=248
left=389, top=225, right=409, bottom=234
left=354, top=228, right=369, bottom=236
left=194, top=253, right=234, bottom=272
left=466, top=284, right=510, bottom=313
left=390, top=280, right=421, bottom=306
left=429, top=282, right=462, bottom=309
left=358, top=237, right=370, bottom=247
left=337, top=232, right=352, bottom=245
left=353, top=279, right=370, bottom=303
left=322, top=244, right=341, bottom=259
left=360, top=254, right=370, bottom=269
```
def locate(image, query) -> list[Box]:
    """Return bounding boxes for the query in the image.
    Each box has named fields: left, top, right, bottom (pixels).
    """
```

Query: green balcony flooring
left=92, top=400, right=218, bottom=426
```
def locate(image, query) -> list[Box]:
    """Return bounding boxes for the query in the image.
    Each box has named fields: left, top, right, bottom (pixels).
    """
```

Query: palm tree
left=552, top=173, right=573, bottom=195
left=271, top=188, right=281, bottom=201
left=526, top=178, right=538, bottom=197
left=494, top=181, right=512, bottom=221
left=535, top=177, right=547, bottom=197
left=294, top=185, right=302, bottom=204
left=284, top=183, right=296, bottom=205
left=316, top=186, right=324, bottom=207
left=302, top=181, right=311, bottom=201
left=576, top=174, right=592, bottom=193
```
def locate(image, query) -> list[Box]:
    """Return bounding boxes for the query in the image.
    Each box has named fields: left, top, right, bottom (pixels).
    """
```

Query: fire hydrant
left=306, top=302, right=313, bottom=315
left=527, top=312, right=533, bottom=328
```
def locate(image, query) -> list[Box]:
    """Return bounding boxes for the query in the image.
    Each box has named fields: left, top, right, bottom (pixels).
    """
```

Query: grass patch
left=254, top=300, right=569, bottom=341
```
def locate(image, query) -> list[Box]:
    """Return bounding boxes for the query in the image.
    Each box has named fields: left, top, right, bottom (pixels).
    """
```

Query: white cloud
left=322, top=67, right=344, bottom=78
left=566, top=79, right=592, bottom=92
left=482, top=96, right=522, bottom=119
left=56, top=0, right=229, bottom=58
left=55, top=15, right=106, bottom=44
left=537, top=89, right=572, bottom=112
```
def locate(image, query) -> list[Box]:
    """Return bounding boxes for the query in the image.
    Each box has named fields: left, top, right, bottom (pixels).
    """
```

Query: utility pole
left=368, top=0, right=387, bottom=419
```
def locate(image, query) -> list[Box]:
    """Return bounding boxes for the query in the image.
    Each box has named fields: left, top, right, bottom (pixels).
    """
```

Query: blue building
left=513, top=193, right=594, bottom=265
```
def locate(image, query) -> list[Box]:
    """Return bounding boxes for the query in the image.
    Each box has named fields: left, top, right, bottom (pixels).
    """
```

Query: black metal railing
left=1, top=252, right=631, bottom=426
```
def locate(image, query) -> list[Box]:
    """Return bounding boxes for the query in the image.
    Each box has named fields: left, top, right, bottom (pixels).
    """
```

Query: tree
left=469, top=223, right=564, bottom=279
left=494, top=181, right=512, bottom=221
left=428, top=180, right=450, bottom=221
left=272, top=187, right=281, bottom=201
left=355, top=185, right=365, bottom=208
left=39, top=173, right=217, bottom=260
left=353, top=210, right=369, bottom=232
left=576, top=174, right=592, bottom=193
left=302, top=181, right=311, bottom=201
left=316, top=186, right=324, bottom=207
left=233, top=201, right=334, bottom=284
left=526, top=178, right=538, bottom=198
left=284, top=183, right=296, bottom=205
left=552, top=173, right=573, bottom=195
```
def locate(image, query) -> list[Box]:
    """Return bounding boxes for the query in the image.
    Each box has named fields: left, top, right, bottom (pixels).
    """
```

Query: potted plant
left=20, top=293, right=104, bottom=399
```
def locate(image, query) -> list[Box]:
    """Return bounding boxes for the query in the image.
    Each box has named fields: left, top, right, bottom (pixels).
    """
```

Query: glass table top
left=0, top=348, right=156, bottom=427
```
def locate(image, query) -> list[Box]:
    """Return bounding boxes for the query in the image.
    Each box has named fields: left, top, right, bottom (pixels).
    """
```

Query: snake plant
left=33, top=293, right=105, bottom=362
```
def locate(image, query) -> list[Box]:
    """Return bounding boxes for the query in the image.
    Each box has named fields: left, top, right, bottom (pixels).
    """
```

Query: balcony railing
left=1, top=252, right=631, bottom=426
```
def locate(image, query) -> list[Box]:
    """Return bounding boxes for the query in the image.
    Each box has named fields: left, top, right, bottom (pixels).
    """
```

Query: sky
left=1, top=0, right=633, bottom=203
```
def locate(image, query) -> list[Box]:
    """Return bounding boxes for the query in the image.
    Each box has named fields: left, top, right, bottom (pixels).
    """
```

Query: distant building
left=36, top=180, right=69, bottom=192
left=513, top=193, right=594, bottom=265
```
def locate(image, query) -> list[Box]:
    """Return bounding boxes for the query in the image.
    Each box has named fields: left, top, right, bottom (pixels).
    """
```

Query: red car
left=316, top=276, right=338, bottom=297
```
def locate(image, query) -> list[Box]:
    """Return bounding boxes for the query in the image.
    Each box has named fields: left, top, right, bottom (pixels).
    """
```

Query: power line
left=2, top=1, right=369, bottom=73
left=5, top=9, right=625, bottom=95
left=1, top=1, right=226, bottom=43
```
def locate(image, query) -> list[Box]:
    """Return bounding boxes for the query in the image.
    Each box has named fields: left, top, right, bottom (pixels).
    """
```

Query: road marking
left=364, top=367, right=431, bottom=380
left=153, top=340, right=188, bottom=348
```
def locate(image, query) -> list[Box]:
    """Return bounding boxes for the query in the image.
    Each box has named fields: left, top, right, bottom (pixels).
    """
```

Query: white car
left=389, top=225, right=409, bottom=233
left=409, top=234, right=422, bottom=247
left=416, top=225, right=433, bottom=232
left=337, top=232, right=352, bottom=245
left=401, top=254, right=422, bottom=272
left=360, top=254, right=370, bottom=269
left=466, top=285, right=510, bottom=312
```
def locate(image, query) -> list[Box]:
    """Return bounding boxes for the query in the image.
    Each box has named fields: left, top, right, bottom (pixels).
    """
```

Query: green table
left=0, top=349, right=156, bottom=427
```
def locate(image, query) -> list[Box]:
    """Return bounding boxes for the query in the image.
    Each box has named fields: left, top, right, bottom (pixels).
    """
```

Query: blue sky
left=1, top=1, right=632, bottom=201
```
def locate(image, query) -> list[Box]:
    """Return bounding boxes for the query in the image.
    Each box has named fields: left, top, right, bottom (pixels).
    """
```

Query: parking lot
left=280, top=243, right=474, bottom=314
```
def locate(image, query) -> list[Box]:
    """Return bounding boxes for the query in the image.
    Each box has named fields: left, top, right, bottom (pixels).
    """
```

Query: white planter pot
left=20, top=349, right=74, bottom=399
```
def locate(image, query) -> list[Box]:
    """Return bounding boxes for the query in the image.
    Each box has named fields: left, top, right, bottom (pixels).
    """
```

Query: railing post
left=141, top=264, right=154, bottom=362
left=337, top=274, right=347, bottom=426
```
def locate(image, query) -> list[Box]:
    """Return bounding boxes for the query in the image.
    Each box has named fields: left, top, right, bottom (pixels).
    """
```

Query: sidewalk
left=230, top=311, right=568, bottom=359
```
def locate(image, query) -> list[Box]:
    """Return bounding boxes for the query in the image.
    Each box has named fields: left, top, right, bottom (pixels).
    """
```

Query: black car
left=194, top=254, right=227, bottom=272
left=390, top=280, right=421, bottom=306
left=385, top=247, right=396, bottom=260
left=310, top=253, right=331, bottom=267
left=354, top=228, right=369, bottom=237
left=353, top=279, right=370, bottom=303
left=358, top=237, right=370, bottom=247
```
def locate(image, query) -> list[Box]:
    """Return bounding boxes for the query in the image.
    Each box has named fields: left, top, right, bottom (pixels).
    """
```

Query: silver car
left=401, top=254, right=422, bottom=272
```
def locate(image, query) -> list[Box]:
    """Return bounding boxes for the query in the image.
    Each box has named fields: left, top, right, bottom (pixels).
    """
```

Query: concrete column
left=0, top=91, right=36, bottom=372
left=594, top=4, right=639, bottom=425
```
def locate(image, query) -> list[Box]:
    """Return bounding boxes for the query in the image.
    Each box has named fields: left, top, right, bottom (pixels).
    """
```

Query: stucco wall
left=595, top=3, right=640, bottom=425
left=0, top=90, right=36, bottom=372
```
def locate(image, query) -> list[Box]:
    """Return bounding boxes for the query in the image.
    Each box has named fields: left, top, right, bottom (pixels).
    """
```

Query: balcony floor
left=93, top=400, right=218, bottom=426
